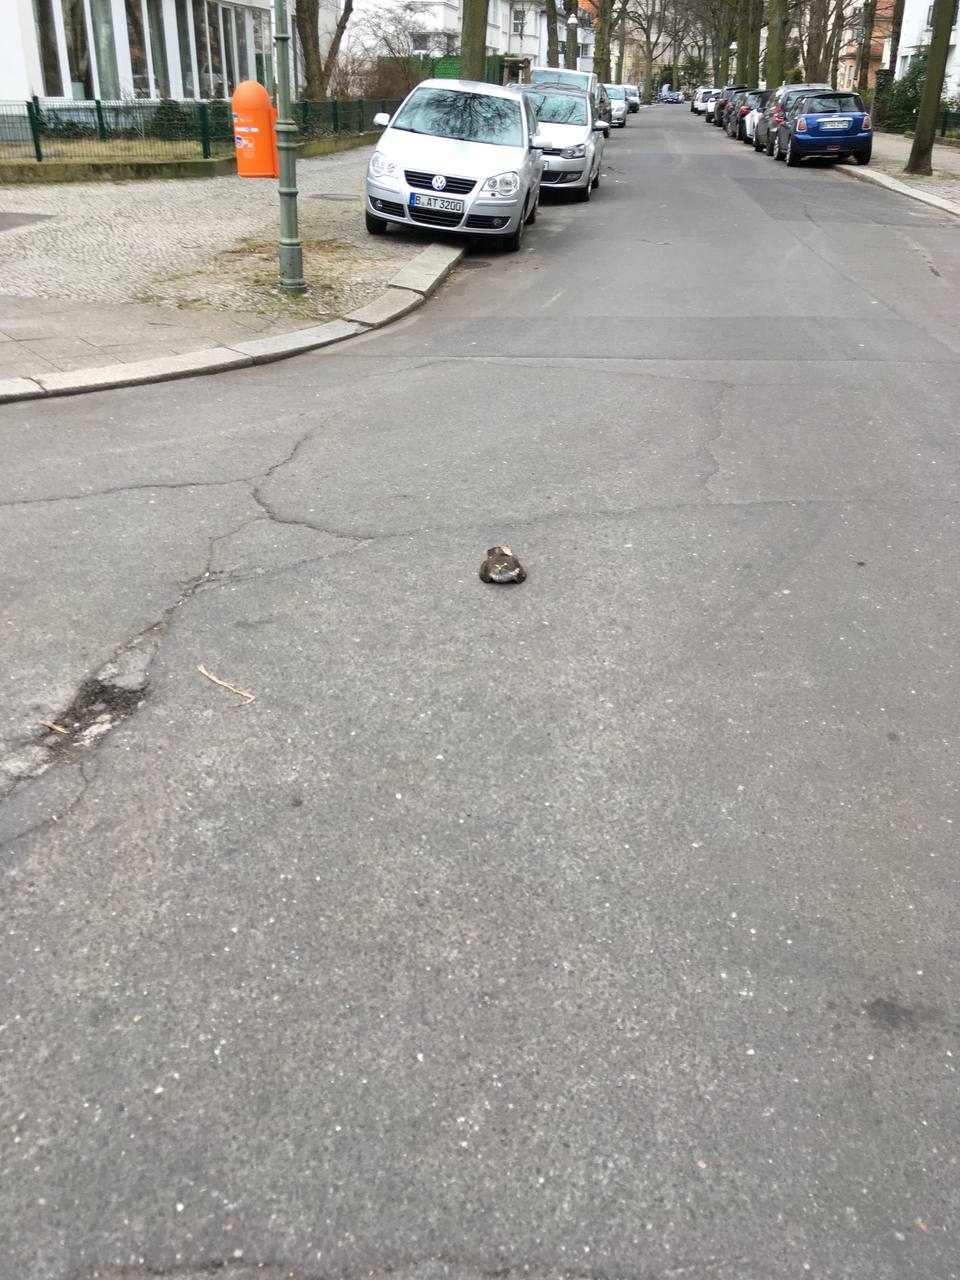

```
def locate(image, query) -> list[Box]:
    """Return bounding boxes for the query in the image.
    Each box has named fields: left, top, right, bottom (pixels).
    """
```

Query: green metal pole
left=94, top=99, right=107, bottom=142
left=273, top=0, right=306, bottom=293
left=26, top=99, right=43, bottom=162
left=198, top=101, right=211, bottom=159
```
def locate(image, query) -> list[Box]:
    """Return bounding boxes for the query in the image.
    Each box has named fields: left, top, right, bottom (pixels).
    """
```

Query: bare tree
left=626, top=0, right=671, bottom=100
left=295, top=0, right=355, bottom=99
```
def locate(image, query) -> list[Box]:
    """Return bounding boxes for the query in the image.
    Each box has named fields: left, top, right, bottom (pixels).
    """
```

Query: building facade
left=893, top=0, right=960, bottom=94
left=1, top=0, right=340, bottom=102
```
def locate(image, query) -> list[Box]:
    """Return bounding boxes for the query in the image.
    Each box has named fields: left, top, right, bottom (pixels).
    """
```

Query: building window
left=175, top=0, right=196, bottom=94
left=512, top=8, right=524, bottom=34
left=89, top=0, right=121, bottom=97
left=206, top=0, right=225, bottom=96
left=222, top=6, right=237, bottom=94
left=145, top=0, right=170, bottom=95
left=253, top=9, right=272, bottom=89
left=32, top=0, right=63, bottom=95
left=125, top=0, right=150, bottom=95
left=62, top=0, right=94, bottom=97
left=926, top=4, right=933, bottom=24
left=236, top=10, right=249, bottom=83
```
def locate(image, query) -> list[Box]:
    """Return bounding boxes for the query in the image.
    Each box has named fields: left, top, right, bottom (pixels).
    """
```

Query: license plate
left=821, top=119, right=850, bottom=130
left=409, top=193, right=464, bottom=214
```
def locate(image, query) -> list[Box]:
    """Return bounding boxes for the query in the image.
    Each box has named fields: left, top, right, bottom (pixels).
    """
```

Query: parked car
left=703, top=90, right=721, bottom=122
left=713, top=84, right=747, bottom=127
left=692, top=86, right=716, bottom=114
left=754, top=82, right=832, bottom=154
left=365, top=79, right=543, bottom=252
left=522, top=86, right=605, bottom=201
left=725, top=88, right=766, bottom=141
left=529, top=66, right=611, bottom=126
left=605, top=84, right=629, bottom=127
left=742, top=89, right=773, bottom=143
left=773, top=90, right=873, bottom=165
left=624, top=85, right=640, bottom=112
left=660, top=89, right=684, bottom=103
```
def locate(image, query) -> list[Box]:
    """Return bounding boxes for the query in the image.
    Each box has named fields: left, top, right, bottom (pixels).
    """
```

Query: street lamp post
left=273, top=0, right=306, bottom=294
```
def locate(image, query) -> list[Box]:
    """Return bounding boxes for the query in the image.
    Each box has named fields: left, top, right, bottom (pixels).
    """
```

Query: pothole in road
left=0, top=636, right=156, bottom=791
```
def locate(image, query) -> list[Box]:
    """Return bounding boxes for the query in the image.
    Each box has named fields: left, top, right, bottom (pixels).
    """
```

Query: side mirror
left=592, top=121, right=607, bottom=132
left=373, top=112, right=391, bottom=128
left=531, top=132, right=546, bottom=149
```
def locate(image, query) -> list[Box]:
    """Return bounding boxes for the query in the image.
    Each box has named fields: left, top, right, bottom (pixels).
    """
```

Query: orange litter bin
left=231, top=80, right=279, bottom=178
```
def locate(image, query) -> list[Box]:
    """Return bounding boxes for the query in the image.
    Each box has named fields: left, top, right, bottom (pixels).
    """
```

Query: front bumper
left=539, top=153, right=590, bottom=188
left=366, top=175, right=526, bottom=236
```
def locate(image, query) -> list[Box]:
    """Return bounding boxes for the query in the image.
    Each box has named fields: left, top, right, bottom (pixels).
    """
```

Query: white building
left=894, top=0, right=960, bottom=94
left=347, top=0, right=594, bottom=72
left=1, top=0, right=339, bottom=102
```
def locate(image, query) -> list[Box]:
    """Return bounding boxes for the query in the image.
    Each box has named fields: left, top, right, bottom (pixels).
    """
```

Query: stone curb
left=834, top=162, right=960, bottom=218
left=0, top=241, right=465, bottom=406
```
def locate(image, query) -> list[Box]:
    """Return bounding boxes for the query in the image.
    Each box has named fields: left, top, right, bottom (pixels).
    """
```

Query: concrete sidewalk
left=0, top=146, right=433, bottom=385
left=870, top=131, right=960, bottom=203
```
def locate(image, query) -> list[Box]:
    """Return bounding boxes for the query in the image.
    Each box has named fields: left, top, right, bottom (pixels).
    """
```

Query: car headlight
left=369, top=151, right=400, bottom=180
left=560, top=144, right=586, bottom=159
left=482, top=171, right=520, bottom=196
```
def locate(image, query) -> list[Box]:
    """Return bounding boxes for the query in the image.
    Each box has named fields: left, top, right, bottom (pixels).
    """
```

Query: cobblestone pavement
left=870, top=131, right=960, bottom=204
left=0, top=146, right=427, bottom=380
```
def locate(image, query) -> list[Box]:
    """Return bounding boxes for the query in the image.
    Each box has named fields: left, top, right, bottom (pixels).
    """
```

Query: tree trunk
left=294, top=0, right=323, bottom=99
left=857, top=0, right=876, bottom=93
left=766, top=0, right=783, bottom=88
left=746, top=0, right=761, bottom=85
left=735, top=0, right=748, bottom=82
left=887, top=0, right=906, bottom=79
left=546, top=0, right=560, bottom=67
left=616, top=17, right=627, bottom=82
left=643, top=46, right=655, bottom=102
left=593, top=0, right=614, bottom=81
left=460, top=0, right=490, bottom=81
left=905, top=0, right=953, bottom=174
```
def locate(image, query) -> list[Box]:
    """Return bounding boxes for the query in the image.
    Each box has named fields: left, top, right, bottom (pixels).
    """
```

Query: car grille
left=409, top=206, right=464, bottom=227
left=464, top=213, right=511, bottom=229
left=540, top=147, right=562, bottom=156
left=405, top=170, right=476, bottom=195
left=541, top=170, right=579, bottom=184
left=369, top=197, right=405, bottom=217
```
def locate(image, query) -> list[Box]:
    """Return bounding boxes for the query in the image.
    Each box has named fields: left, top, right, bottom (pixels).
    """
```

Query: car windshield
left=527, top=92, right=588, bottom=125
left=531, top=68, right=589, bottom=90
left=804, top=94, right=863, bottom=112
left=392, top=88, right=523, bottom=147
left=606, top=86, right=626, bottom=99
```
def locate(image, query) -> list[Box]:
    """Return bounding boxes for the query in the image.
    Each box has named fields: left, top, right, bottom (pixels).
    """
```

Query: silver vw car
left=365, top=79, right=544, bottom=252
left=521, top=86, right=605, bottom=202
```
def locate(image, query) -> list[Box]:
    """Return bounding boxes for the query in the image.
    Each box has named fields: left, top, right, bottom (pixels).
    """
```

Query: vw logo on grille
left=431, top=174, right=447, bottom=191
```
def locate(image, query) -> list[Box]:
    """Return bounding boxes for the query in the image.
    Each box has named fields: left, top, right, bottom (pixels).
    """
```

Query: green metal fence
left=0, top=97, right=398, bottom=164
left=882, top=106, right=960, bottom=139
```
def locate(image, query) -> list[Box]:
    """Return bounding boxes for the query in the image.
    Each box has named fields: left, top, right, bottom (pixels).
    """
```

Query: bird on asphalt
left=479, top=545, right=526, bottom=584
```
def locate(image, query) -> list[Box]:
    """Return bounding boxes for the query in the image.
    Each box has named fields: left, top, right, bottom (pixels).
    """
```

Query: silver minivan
left=365, top=79, right=544, bottom=252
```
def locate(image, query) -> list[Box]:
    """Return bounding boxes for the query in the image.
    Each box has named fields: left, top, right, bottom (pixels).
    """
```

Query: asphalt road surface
left=2, top=109, right=959, bottom=1280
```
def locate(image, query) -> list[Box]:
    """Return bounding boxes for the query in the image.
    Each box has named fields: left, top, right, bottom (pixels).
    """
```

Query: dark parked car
left=725, top=88, right=768, bottom=141
left=754, top=82, right=832, bottom=154
left=773, top=90, right=873, bottom=165
left=713, top=84, right=747, bottom=127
